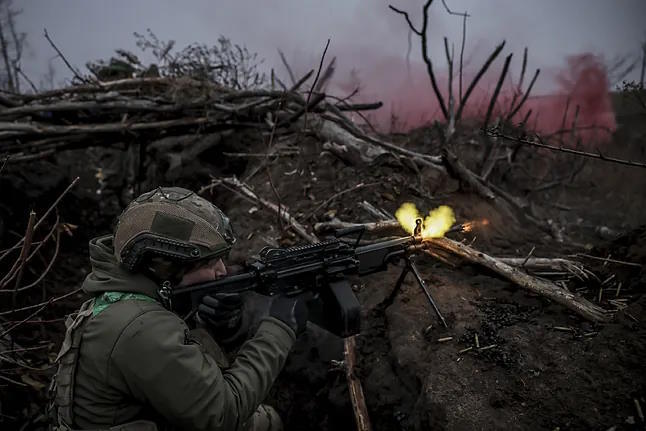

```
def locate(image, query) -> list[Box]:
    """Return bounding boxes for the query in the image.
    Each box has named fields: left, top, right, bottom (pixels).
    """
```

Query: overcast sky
left=13, top=1, right=646, bottom=132
left=17, top=0, right=645, bottom=88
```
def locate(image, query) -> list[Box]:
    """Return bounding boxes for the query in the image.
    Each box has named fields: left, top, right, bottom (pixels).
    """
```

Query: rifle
left=172, top=225, right=446, bottom=338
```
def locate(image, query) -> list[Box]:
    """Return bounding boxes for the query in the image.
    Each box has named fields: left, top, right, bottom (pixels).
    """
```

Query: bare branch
left=306, top=38, right=331, bottom=106
left=15, top=67, right=38, bottom=93
left=277, top=48, right=296, bottom=85
left=314, top=56, right=336, bottom=92
left=304, top=38, right=330, bottom=129
left=0, top=15, right=15, bottom=91
left=444, top=37, right=455, bottom=137
left=488, top=130, right=646, bottom=169
left=0, top=287, right=82, bottom=316
left=387, top=5, right=423, bottom=36
left=389, top=1, right=449, bottom=119
left=440, top=0, right=470, bottom=17
left=43, top=28, right=90, bottom=84
left=507, top=47, right=528, bottom=117
left=0, top=154, right=7, bottom=174
left=459, top=13, right=467, bottom=101
left=0, top=177, right=79, bottom=263
left=641, top=41, right=645, bottom=86
left=506, top=68, right=540, bottom=121
left=455, top=41, right=505, bottom=122
left=483, top=53, right=513, bottom=129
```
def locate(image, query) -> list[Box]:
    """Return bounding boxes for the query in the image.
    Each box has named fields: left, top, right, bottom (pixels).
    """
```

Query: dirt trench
left=1, top=123, right=645, bottom=431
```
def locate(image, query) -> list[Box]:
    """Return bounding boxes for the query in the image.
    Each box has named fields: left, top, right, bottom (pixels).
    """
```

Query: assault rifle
left=172, top=225, right=446, bottom=338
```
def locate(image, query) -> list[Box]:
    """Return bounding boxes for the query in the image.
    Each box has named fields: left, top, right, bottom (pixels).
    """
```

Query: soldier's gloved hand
left=197, top=292, right=244, bottom=339
left=269, top=295, right=308, bottom=336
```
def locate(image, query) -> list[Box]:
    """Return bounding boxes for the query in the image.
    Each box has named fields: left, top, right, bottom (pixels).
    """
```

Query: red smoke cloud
left=327, top=49, right=616, bottom=143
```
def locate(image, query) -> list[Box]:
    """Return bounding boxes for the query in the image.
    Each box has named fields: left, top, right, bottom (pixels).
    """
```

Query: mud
left=1, top=112, right=645, bottom=430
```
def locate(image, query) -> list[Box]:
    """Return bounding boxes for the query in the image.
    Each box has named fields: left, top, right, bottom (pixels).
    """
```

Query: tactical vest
left=49, top=298, right=158, bottom=431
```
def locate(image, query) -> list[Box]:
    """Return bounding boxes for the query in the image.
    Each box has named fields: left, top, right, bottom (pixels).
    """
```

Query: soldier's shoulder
left=85, top=297, right=179, bottom=347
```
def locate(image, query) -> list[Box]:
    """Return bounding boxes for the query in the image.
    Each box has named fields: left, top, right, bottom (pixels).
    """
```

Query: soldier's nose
left=213, top=259, right=227, bottom=278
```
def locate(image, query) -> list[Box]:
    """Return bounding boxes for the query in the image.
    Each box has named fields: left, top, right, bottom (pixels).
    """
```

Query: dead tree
left=0, top=0, right=26, bottom=93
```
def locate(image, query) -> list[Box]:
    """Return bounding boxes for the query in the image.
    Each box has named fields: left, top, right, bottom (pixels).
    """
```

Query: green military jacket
left=60, top=235, right=295, bottom=430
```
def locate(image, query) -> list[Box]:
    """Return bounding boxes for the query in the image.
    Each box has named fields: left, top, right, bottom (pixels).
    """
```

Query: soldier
left=50, top=187, right=307, bottom=431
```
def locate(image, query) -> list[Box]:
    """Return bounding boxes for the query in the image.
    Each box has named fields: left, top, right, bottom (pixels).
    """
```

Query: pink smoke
left=326, top=49, right=616, bottom=143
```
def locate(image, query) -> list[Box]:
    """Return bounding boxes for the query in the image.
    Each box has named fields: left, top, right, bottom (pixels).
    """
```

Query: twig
left=204, top=177, right=318, bottom=244
left=573, top=253, right=641, bottom=268
left=0, top=300, right=50, bottom=339
left=8, top=211, right=36, bottom=295
left=277, top=49, right=296, bottom=85
left=43, top=29, right=89, bottom=84
left=25, top=214, right=59, bottom=264
left=304, top=38, right=331, bottom=129
left=505, top=68, right=540, bottom=121
left=489, top=131, right=646, bottom=169
left=507, top=47, right=528, bottom=119
left=2, top=229, right=61, bottom=293
left=455, top=41, right=506, bottom=122
left=444, top=37, right=455, bottom=138
left=314, top=56, right=336, bottom=92
left=520, top=246, right=536, bottom=267
left=0, top=14, right=16, bottom=92
left=480, top=53, right=513, bottom=175
left=0, top=374, right=28, bottom=387
left=289, top=69, right=314, bottom=92
left=0, top=176, right=79, bottom=263
left=0, top=287, right=83, bottom=316
left=440, top=0, right=470, bottom=17
left=458, top=13, right=467, bottom=102
left=0, top=154, right=8, bottom=175
left=389, top=1, right=448, bottom=119
left=304, top=182, right=379, bottom=221
left=15, top=67, right=38, bottom=93
left=266, top=167, right=284, bottom=231
left=0, top=344, right=52, bottom=355
left=483, top=53, right=513, bottom=130
left=635, top=398, right=645, bottom=424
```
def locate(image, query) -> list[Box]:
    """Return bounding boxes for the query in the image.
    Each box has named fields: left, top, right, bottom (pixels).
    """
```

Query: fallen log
left=419, top=237, right=613, bottom=322
left=442, top=147, right=496, bottom=200
left=299, top=114, right=390, bottom=165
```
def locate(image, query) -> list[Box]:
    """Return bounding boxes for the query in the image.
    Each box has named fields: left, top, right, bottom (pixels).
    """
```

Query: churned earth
left=1, top=114, right=645, bottom=430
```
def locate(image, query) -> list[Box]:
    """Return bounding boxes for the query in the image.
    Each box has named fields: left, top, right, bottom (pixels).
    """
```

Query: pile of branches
left=0, top=69, right=386, bottom=164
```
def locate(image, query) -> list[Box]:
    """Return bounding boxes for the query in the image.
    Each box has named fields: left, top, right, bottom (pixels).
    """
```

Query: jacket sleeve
left=110, top=309, right=295, bottom=431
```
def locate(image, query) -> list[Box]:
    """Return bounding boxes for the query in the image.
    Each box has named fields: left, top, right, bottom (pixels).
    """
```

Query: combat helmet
left=114, top=187, right=236, bottom=272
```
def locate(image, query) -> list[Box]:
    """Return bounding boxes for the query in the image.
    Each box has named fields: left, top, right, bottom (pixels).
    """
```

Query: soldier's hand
left=269, top=295, right=308, bottom=336
left=197, top=292, right=244, bottom=337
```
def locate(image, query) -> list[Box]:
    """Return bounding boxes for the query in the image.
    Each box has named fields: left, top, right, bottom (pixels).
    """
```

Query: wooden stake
left=344, top=336, right=372, bottom=431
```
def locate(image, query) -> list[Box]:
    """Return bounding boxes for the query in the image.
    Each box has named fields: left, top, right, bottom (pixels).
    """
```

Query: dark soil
left=1, top=115, right=645, bottom=430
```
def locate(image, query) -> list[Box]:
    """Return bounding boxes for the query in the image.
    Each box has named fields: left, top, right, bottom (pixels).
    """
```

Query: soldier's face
left=179, top=258, right=228, bottom=286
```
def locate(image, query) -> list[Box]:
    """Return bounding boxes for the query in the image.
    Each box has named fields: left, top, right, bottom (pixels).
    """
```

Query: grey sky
left=17, top=1, right=646, bottom=93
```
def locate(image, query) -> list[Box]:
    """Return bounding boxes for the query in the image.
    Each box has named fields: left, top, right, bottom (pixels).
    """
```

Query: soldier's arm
left=111, top=309, right=295, bottom=431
